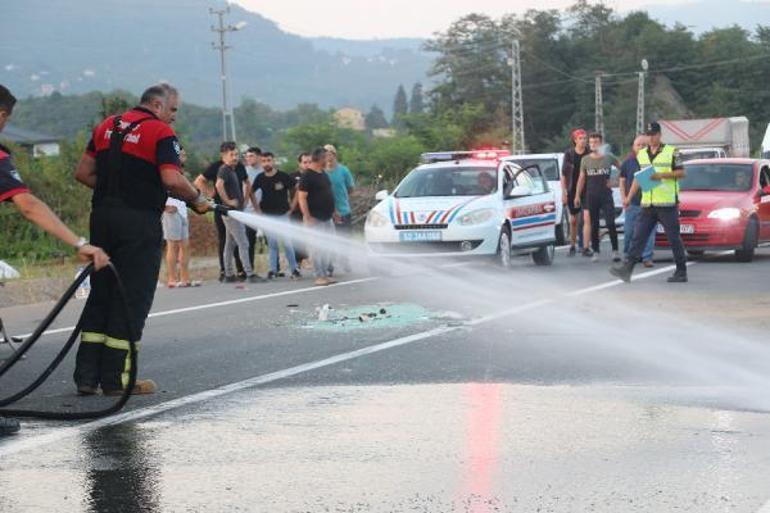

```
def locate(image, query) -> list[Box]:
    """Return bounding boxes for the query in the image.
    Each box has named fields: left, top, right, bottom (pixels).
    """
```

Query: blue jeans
left=624, top=205, right=654, bottom=262
left=266, top=215, right=298, bottom=273
left=628, top=206, right=687, bottom=272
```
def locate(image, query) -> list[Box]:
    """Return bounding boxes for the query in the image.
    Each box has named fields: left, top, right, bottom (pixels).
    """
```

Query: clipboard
left=634, top=165, right=661, bottom=192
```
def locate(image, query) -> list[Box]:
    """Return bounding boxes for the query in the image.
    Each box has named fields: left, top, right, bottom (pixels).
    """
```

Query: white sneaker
left=612, top=250, right=621, bottom=262
left=591, top=253, right=599, bottom=263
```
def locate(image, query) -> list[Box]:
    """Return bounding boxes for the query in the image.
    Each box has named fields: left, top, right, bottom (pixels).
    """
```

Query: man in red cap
left=560, top=128, right=589, bottom=256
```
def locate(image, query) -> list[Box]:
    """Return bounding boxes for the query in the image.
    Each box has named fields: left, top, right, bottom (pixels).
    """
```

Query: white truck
left=659, top=117, right=750, bottom=161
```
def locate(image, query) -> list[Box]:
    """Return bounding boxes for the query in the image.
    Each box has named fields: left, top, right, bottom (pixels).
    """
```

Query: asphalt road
left=2, top=243, right=770, bottom=512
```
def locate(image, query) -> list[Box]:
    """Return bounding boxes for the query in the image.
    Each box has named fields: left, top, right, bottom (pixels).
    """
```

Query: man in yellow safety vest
left=610, top=121, right=688, bottom=283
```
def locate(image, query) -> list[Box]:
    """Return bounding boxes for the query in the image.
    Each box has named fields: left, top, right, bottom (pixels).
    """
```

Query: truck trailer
left=659, top=117, right=750, bottom=160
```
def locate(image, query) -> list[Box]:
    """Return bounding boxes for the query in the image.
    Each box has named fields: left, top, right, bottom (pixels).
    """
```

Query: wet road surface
left=2, top=245, right=770, bottom=512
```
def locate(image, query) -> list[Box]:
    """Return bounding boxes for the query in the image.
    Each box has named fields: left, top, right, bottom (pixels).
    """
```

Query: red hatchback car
left=655, top=158, right=770, bottom=262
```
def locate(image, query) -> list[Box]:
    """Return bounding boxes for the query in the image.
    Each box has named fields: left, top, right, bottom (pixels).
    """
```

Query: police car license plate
left=656, top=224, right=694, bottom=234
left=400, top=231, right=442, bottom=242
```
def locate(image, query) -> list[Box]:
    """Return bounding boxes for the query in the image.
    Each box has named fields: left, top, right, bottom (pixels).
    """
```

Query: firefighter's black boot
left=74, top=337, right=104, bottom=395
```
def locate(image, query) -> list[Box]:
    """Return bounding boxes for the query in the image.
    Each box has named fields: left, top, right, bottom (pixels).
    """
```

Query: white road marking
left=0, top=259, right=696, bottom=458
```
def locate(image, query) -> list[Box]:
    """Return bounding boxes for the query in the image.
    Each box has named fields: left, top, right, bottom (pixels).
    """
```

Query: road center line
left=0, top=259, right=691, bottom=458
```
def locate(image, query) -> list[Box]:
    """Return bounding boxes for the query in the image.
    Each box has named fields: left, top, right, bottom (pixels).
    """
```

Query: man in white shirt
left=243, top=146, right=263, bottom=270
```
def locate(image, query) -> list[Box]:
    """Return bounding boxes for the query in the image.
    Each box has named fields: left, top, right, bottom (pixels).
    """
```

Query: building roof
left=1, top=124, right=60, bottom=145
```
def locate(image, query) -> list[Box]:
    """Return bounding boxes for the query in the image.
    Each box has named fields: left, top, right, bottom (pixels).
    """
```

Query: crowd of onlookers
left=162, top=143, right=354, bottom=287
left=561, top=129, right=656, bottom=266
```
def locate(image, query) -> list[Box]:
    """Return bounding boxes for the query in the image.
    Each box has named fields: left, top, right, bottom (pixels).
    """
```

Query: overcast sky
left=233, top=0, right=683, bottom=39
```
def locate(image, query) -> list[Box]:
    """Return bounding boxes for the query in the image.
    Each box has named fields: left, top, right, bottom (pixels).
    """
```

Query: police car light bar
left=420, top=149, right=511, bottom=164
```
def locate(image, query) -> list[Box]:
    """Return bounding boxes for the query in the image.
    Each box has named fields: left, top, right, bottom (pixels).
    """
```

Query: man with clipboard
left=611, top=121, right=688, bottom=283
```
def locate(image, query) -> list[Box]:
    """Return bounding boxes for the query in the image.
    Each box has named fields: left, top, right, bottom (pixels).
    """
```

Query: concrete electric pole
left=636, top=59, right=649, bottom=135
left=210, top=6, right=246, bottom=143
left=594, top=72, right=605, bottom=140
left=509, top=39, right=526, bottom=155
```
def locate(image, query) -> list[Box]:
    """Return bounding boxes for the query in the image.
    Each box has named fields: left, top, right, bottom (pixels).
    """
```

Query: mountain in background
left=2, top=0, right=766, bottom=116
left=0, top=0, right=434, bottom=113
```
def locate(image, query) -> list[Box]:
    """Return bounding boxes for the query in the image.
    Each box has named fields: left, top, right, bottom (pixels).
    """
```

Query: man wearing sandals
left=162, top=146, right=197, bottom=288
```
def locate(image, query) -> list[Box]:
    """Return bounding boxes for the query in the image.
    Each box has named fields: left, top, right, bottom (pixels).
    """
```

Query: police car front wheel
left=496, top=229, right=512, bottom=268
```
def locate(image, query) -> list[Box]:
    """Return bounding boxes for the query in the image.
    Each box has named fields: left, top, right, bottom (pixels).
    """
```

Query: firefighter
left=0, top=85, right=110, bottom=434
left=73, top=83, right=211, bottom=396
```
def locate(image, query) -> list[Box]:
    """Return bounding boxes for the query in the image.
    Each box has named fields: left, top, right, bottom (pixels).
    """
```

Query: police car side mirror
left=375, top=189, right=389, bottom=201
left=507, top=185, right=532, bottom=198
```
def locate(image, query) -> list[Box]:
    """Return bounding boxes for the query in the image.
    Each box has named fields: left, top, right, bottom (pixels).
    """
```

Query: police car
left=365, top=150, right=556, bottom=266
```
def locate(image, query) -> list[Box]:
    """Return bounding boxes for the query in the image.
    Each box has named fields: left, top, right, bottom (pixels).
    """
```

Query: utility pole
left=210, top=6, right=246, bottom=143
left=509, top=39, right=526, bottom=155
left=636, top=59, right=649, bottom=135
left=594, top=72, right=605, bottom=140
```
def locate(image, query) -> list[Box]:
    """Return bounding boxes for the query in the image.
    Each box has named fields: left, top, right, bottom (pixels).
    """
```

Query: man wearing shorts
left=560, top=128, right=589, bottom=256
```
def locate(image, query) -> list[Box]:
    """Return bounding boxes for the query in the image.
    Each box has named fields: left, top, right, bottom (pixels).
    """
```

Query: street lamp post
left=210, top=6, right=246, bottom=142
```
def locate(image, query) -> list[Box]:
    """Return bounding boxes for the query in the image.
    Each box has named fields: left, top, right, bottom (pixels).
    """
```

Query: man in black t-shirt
left=252, top=152, right=300, bottom=279
left=290, top=152, right=311, bottom=266
left=215, top=142, right=263, bottom=283
left=194, top=155, right=249, bottom=280
left=561, top=128, right=589, bottom=255
left=575, top=132, right=621, bottom=262
left=298, top=148, right=336, bottom=286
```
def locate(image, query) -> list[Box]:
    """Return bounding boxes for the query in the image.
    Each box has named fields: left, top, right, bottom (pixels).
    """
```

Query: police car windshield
left=395, top=167, right=498, bottom=198
left=680, top=163, right=753, bottom=192
left=507, top=158, right=560, bottom=180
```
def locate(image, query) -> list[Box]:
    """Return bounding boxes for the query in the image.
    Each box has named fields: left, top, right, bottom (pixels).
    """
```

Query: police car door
left=503, top=164, right=556, bottom=248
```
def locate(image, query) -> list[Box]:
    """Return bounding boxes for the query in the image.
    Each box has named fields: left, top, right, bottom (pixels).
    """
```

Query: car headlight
left=707, top=208, right=741, bottom=220
left=366, top=210, right=390, bottom=227
left=456, top=208, right=495, bottom=226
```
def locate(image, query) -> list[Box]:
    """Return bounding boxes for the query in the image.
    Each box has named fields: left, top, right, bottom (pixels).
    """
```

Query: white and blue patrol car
left=365, top=150, right=556, bottom=266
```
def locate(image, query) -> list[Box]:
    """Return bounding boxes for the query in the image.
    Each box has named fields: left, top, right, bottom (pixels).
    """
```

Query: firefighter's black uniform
left=74, top=107, right=182, bottom=394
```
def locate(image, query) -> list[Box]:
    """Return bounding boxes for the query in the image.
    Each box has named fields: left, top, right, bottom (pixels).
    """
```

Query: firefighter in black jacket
left=73, top=83, right=211, bottom=396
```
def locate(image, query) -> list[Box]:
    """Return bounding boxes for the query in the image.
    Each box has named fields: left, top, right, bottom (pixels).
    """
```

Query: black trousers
left=215, top=208, right=244, bottom=275
left=245, top=226, right=257, bottom=271
left=586, top=193, right=618, bottom=252
left=75, top=204, right=162, bottom=391
left=628, top=205, right=687, bottom=272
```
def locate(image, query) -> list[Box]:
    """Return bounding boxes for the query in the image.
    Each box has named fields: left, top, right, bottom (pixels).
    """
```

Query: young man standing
left=298, top=148, right=337, bottom=286
left=242, top=146, right=262, bottom=270
left=324, top=144, right=355, bottom=273
left=290, top=152, right=311, bottom=267
left=560, top=129, right=589, bottom=256
left=194, top=151, right=249, bottom=281
left=215, top=142, right=263, bottom=283
left=575, top=133, right=621, bottom=262
left=251, top=152, right=300, bottom=279
left=619, top=135, right=655, bottom=267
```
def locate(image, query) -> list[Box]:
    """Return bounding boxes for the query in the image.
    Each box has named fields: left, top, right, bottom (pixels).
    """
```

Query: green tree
left=392, top=85, right=408, bottom=126
left=365, top=105, right=389, bottom=130
left=409, top=83, right=425, bottom=114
